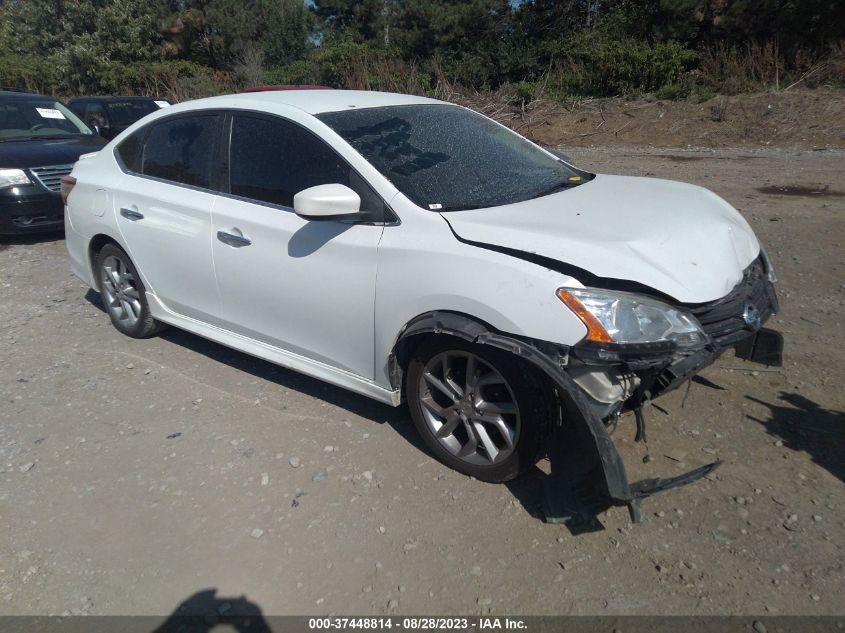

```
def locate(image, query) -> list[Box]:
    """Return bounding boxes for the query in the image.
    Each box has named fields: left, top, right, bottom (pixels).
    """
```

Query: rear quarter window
left=115, top=131, right=144, bottom=173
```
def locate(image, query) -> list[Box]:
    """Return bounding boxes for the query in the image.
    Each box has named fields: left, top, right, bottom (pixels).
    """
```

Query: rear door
left=211, top=112, right=385, bottom=378
left=112, top=112, right=222, bottom=323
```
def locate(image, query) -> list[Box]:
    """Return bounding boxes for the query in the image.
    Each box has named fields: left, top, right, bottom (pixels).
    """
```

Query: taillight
left=60, top=175, right=77, bottom=205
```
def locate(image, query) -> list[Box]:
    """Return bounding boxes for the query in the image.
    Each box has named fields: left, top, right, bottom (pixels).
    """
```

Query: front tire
left=406, top=336, right=552, bottom=482
left=95, top=243, right=163, bottom=338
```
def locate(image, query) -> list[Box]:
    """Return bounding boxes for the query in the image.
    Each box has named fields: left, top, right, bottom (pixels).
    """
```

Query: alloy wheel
left=417, top=350, right=520, bottom=466
left=100, top=255, right=142, bottom=327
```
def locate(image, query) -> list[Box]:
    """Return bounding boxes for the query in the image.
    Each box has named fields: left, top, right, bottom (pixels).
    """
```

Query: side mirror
left=294, top=183, right=361, bottom=220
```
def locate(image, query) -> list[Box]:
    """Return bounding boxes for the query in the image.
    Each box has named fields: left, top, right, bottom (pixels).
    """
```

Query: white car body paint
left=65, top=90, right=762, bottom=407
left=444, top=174, right=759, bottom=304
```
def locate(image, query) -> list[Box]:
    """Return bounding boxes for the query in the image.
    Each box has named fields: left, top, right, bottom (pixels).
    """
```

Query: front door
left=211, top=113, right=385, bottom=379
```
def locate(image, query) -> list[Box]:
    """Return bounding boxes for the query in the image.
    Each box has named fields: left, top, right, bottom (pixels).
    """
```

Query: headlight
left=0, top=168, right=32, bottom=189
left=759, top=246, right=777, bottom=283
left=557, top=288, right=706, bottom=348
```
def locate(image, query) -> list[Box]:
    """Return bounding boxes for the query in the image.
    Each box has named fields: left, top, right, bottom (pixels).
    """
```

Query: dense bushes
left=551, top=34, right=699, bottom=97
left=0, top=0, right=842, bottom=102
left=0, top=55, right=231, bottom=101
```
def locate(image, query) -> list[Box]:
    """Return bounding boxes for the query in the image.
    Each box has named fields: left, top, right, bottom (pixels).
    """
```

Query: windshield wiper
left=530, top=180, right=583, bottom=200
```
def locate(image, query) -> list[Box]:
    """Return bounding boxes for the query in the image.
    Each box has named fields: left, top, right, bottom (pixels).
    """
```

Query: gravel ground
left=0, top=147, right=843, bottom=617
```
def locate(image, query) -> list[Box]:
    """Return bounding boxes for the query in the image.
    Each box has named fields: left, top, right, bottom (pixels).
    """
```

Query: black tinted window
left=115, top=131, right=144, bottom=172
left=106, top=100, right=159, bottom=127
left=229, top=114, right=383, bottom=215
left=142, top=115, right=219, bottom=189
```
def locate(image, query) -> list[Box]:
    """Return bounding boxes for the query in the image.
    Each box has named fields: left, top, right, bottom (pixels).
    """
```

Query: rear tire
left=406, top=336, right=552, bottom=482
left=95, top=243, right=163, bottom=338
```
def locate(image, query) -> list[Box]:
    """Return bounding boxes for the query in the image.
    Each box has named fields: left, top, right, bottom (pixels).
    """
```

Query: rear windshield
left=318, top=104, right=581, bottom=211
left=0, top=99, right=93, bottom=140
left=106, top=100, right=160, bottom=126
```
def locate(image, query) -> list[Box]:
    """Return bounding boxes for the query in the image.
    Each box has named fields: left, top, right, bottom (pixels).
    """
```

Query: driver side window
left=84, top=102, right=107, bottom=130
left=228, top=114, right=386, bottom=221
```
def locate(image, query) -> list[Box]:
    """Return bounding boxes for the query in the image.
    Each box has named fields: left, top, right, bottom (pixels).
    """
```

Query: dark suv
left=0, top=91, right=106, bottom=235
left=67, top=96, right=169, bottom=141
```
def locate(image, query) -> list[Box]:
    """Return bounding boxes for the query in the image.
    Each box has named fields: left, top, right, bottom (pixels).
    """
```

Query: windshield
left=0, top=99, right=94, bottom=140
left=106, top=100, right=160, bottom=127
left=318, top=104, right=582, bottom=211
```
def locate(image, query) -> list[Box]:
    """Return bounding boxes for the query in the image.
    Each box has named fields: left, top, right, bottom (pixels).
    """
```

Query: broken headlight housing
left=558, top=288, right=707, bottom=350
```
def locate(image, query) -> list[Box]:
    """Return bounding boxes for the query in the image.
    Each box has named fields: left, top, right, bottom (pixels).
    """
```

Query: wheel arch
left=88, top=233, right=127, bottom=289
left=389, top=311, right=498, bottom=393
left=389, top=309, right=633, bottom=504
left=389, top=310, right=573, bottom=395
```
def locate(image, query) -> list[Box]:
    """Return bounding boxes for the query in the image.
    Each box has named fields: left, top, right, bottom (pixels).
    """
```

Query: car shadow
left=88, top=289, right=424, bottom=451
left=159, top=325, right=419, bottom=441
left=503, top=464, right=547, bottom=519
left=0, top=229, right=64, bottom=249
left=287, top=220, right=352, bottom=258
left=85, top=288, right=615, bottom=532
left=746, top=391, right=845, bottom=484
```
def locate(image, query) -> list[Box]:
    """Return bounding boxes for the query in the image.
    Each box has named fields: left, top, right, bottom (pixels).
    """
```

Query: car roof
left=182, top=89, right=443, bottom=115
left=67, top=96, right=162, bottom=102
left=0, top=90, right=51, bottom=100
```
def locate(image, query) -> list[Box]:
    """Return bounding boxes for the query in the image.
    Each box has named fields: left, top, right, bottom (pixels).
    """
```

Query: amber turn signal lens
left=556, top=289, right=613, bottom=343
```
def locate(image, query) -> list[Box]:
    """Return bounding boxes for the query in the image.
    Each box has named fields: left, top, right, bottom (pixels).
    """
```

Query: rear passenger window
left=141, top=115, right=219, bottom=189
left=229, top=114, right=384, bottom=218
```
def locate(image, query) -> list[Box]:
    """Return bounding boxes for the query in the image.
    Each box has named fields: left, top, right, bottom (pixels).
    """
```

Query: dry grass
left=698, top=41, right=845, bottom=93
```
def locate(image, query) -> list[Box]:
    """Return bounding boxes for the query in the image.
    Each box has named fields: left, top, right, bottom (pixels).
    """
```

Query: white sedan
left=63, top=89, right=780, bottom=499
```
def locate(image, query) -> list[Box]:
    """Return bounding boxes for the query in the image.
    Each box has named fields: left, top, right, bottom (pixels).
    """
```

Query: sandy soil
left=0, top=147, right=843, bottom=618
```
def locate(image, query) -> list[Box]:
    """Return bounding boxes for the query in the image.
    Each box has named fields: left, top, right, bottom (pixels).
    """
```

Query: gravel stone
left=289, top=457, right=301, bottom=468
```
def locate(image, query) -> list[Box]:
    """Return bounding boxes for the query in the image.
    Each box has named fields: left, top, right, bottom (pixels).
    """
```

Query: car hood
left=441, top=174, right=760, bottom=304
left=0, top=135, right=106, bottom=168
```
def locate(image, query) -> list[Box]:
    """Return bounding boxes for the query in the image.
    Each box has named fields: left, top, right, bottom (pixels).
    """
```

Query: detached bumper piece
left=541, top=413, right=720, bottom=530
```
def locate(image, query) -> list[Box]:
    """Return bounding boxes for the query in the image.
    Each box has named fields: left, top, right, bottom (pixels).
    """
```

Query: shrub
left=552, top=33, right=698, bottom=97
left=265, top=60, right=322, bottom=86
left=0, top=54, right=60, bottom=95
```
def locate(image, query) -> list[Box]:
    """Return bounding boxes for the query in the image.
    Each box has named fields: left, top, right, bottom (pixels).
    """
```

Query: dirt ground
left=468, top=88, right=845, bottom=151
left=0, top=146, right=843, bottom=618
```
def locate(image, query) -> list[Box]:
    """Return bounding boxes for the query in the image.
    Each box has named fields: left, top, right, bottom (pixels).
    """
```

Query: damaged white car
left=63, top=90, right=781, bottom=516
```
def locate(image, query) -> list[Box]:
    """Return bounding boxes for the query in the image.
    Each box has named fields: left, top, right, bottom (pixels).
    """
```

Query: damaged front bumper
left=392, top=257, right=782, bottom=526
left=542, top=261, right=782, bottom=525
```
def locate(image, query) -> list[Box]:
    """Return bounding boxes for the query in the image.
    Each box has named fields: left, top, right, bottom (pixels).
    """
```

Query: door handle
left=120, top=208, right=144, bottom=221
left=217, top=230, right=252, bottom=247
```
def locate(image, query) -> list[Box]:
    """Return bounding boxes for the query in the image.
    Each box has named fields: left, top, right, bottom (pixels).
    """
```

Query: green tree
left=163, top=0, right=313, bottom=68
